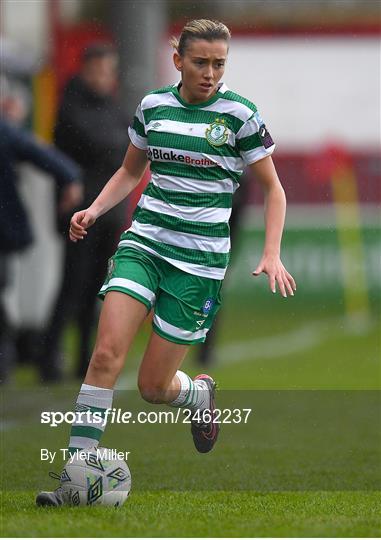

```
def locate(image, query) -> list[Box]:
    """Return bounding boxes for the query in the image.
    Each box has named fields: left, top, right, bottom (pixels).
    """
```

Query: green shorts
left=98, top=247, right=222, bottom=345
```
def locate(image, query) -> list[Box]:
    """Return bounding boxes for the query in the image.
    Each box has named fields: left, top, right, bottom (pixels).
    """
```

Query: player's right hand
left=69, top=209, right=97, bottom=242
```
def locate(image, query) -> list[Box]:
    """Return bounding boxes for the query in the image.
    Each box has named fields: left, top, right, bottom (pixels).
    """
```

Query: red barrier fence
left=251, top=150, right=380, bottom=204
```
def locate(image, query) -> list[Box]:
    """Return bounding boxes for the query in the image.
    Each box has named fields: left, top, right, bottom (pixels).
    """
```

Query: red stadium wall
left=250, top=151, right=381, bottom=205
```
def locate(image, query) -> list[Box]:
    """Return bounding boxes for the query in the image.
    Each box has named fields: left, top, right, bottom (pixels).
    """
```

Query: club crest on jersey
left=205, top=118, right=228, bottom=147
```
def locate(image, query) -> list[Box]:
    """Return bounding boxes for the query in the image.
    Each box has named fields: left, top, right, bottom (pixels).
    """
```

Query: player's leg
left=36, top=292, right=148, bottom=507
left=67, top=289, right=150, bottom=455
left=137, top=332, right=188, bottom=403
left=87, top=291, right=147, bottom=386
left=138, top=329, right=219, bottom=454
left=37, top=247, right=158, bottom=506
left=137, top=265, right=222, bottom=453
left=67, top=247, right=159, bottom=452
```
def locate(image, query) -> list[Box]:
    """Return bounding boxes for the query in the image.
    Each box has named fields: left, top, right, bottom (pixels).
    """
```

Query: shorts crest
left=202, top=297, right=215, bottom=315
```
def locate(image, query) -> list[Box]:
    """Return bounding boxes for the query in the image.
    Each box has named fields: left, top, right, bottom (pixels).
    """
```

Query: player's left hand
left=253, top=254, right=296, bottom=297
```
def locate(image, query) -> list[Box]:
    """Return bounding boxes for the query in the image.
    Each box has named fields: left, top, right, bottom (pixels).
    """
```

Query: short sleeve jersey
left=121, top=82, right=275, bottom=280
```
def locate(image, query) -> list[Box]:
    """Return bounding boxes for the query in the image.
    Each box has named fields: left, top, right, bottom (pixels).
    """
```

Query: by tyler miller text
left=40, top=448, right=131, bottom=464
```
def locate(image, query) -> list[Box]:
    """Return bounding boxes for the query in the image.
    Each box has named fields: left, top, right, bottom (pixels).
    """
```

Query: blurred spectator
left=40, top=43, right=129, bottom=382
left=0, top=37, right=40, bottom=76
left=0, top=118, right=82, bottom=383
left=0, top=75, right=31, bottom=126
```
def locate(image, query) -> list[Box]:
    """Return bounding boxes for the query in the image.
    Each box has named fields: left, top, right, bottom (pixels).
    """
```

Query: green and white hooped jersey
left=123, top=82, right=275, bottom=280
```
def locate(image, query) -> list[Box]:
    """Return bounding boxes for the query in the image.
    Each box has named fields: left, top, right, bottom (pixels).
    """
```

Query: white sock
left=169, top=370, right=209, bottom=412
left=68, top=383, right=113, bottom=455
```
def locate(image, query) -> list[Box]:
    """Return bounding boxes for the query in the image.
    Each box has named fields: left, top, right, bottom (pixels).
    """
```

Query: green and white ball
left=60, top=447, right=131, bottom=507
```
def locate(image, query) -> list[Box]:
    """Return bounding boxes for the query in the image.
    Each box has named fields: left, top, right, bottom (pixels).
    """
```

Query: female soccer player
left=37, top=19, right=296, bottom=506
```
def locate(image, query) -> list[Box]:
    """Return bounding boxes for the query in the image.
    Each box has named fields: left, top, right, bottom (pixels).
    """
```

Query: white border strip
left=151, top=173, right=236, bottom=194
left=153, top=313, right=208, bottom=341
left=138, top=194, right=231, bottom=224
left=118, top=240, right=226, bottom=279
left=100, top=278, right=156, bottom=306
left=128, top=221, right=230, bottom=253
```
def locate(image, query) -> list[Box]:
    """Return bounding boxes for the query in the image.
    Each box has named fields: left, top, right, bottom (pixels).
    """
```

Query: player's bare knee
left=138, top=378, right=167, bottom=403
left=90, top=345, right=122, bottom=376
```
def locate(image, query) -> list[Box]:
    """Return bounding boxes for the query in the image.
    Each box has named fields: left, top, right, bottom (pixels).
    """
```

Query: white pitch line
left=116, top=315, right=374, bottom=389
left=217, top=314, right=375, bottom=366
left=218, top=319, right=331, bottom=365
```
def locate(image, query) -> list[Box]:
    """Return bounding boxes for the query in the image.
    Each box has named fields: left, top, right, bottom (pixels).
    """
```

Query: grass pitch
left=1, top=291, right=380, bottom=537
left=3, top=491, right=381, bottom=537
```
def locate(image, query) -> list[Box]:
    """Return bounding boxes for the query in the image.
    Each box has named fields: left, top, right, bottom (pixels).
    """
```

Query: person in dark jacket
left=0, top=118, right=82, bottom=383
left=40, top=43, right=129, bottom=381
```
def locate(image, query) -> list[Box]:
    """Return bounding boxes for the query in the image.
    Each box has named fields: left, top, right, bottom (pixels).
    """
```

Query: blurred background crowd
left=0, top=0, right=379, bottom=387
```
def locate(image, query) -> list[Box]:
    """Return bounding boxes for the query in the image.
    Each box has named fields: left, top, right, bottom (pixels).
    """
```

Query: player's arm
left=69, top=143, right=148, bottom=242
left=249, top=155, right=296, bottom=297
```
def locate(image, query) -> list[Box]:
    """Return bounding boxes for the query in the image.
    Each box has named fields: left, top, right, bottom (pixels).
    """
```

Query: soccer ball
left=60, top=447, right=131, bottom=507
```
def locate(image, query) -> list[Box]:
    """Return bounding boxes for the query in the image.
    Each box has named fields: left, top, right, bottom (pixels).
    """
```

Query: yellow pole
left=331, top=164, right=370, bottom=324
left=32, top=67, right=57, bottom=143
